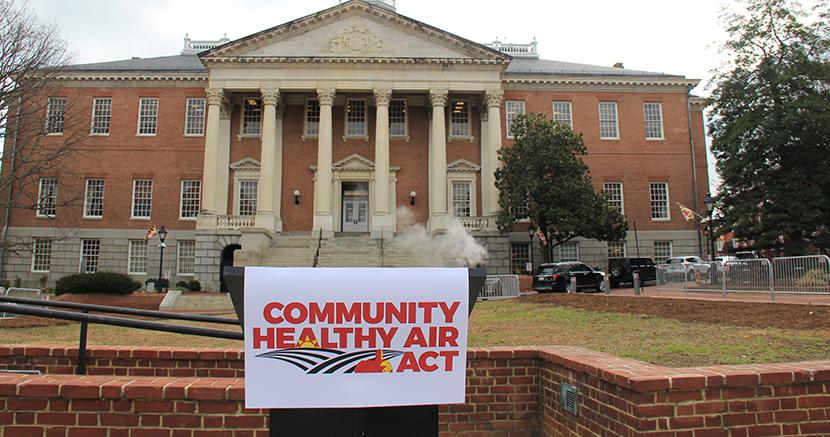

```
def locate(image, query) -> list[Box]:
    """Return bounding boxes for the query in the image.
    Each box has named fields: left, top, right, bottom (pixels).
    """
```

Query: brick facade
left=1, top=345, right=828, bottom=436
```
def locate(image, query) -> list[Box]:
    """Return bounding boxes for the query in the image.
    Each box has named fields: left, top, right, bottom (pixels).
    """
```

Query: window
left=644, top=103, right=664, bottom=139
left=127, top=240, right=148, bottom=275
left=131, top=179, right=153, bottom=219
left=553, top=101, right=573, bottom=128
left=607, top=241, right=627, bottom=258
left=242, top=99, right=262, bottom=135
left=185, top=98, right=206, bottom=136
left=603, top=182, right=624, bottom=214
left=559, top=242, right=579, bottom=262
left=80, top=239, right=100, bottom=273
left=511, top=243, right=530, bottom=274
left=389, top=98, right=407, bottom=137
left=450, top=100, right=470, bottom=137
left=599, top=102, right=619, bottom=139
left=177, top=241, right=196, bottom=276
left=180, top=180, right=201, bottom=219
left=505, top=100, right=525, bottom=139
left=654, top=241, right=673, bottom=261
left=91, top=98, right=112, bottom=134
left=305, top=99, right=320, bottom=136
left=46, top=97, right=66, bottom=134
left=345, top=98, right=367, bottom=136
left=238, top=180, right=258, bottom=216
left=649, top=182, right=670, bottom=220
left=83, top=179, right=105, bottom=218
left=31, top=239, right=52, bottom=273
left=37, top=178, right=58, bottom=217
left=137, top=98, right=159, bottom=135
left=451, top=182, right=471, bottom=217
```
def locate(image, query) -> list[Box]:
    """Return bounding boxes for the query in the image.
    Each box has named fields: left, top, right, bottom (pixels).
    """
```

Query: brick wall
left=3, top=345, right=827, bottom=436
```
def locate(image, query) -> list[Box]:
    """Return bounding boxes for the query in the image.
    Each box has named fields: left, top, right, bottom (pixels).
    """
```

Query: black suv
left=608, top=257, right=657, bottom=288
left=532, top=262, right=607, bottom=293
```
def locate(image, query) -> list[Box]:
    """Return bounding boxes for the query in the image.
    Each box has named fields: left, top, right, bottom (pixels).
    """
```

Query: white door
left=342, top=198, right=368, bottom=232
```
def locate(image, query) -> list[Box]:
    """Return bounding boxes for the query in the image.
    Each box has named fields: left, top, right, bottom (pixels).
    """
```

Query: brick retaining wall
left=1, top=345, right=829, bottom=436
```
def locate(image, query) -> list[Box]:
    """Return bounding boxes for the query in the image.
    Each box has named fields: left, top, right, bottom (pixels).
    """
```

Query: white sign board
left=243, top=267, right=469, bottom=409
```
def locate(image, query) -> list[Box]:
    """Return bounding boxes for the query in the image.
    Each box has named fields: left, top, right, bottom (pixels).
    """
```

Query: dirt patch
left=523, top=293, right=830, bottom=330
left=0, top=316, right=72, bottom=329
left=55, top=292, right=164, bottom=310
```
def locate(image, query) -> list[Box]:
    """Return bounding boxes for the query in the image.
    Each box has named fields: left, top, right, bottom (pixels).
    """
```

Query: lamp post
left=157, top=225, right=168, bottom=282
left=527, top=224, right=536, bottom=274
left=704, top=194, right=715, bottom=260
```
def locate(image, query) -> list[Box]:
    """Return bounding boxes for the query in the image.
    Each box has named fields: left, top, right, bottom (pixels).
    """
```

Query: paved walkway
left=606, top=285, right=830, bottom=306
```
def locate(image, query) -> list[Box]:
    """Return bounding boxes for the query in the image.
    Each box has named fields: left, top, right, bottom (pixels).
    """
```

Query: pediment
left=230, top=157, right=261, bottom=171
left=202, top=1, right=508, bottom=62
left=333, top=153, right=374, bottom=171
left=447, top=159, right=481, bottom=173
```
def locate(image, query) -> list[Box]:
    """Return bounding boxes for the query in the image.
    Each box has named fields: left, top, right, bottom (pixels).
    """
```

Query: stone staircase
left=251, top=232, right=434, bottom=268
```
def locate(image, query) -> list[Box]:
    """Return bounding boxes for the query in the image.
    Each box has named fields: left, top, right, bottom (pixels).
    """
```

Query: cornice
left=503, top=76, right=700, bottom=89
left=201, top=57, right=508, bottom=67
left=54, top=72, right=207, bottom=82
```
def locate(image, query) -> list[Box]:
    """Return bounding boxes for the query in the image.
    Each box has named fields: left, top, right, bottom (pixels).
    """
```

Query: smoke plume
left=395, top=207, right=488, bottom=267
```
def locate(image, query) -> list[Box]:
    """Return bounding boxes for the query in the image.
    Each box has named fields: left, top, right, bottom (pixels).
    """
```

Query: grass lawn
left=1, top=299, right=829, bottom=367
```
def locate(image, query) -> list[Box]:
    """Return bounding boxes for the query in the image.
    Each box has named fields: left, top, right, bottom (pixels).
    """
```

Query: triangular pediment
left=447, top=159, right=481, bottom=173
left=333, top=153, right=374, bottom=170
left=230, top=157, right=261, bottom=171
left=201, top=1, right=509, bottom=62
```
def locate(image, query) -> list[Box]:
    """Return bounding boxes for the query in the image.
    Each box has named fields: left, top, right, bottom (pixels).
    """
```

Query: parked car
left=533, top=262, right=607, bottom=293
left=608, top=257, right=656, bottom=288
left=663, top=256, right=711, bottom=280
left=734, top=251, right=759, bottom=260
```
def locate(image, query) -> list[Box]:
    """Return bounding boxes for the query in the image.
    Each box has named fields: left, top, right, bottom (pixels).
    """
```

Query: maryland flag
left=677, top=203, right=697, bottom=222
left=144, top=225, right=158, bottom=240
left=535, top=228, right=548, bottom=246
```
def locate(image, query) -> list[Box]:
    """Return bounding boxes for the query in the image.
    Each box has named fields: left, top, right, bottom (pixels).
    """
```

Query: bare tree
left=0, top=0, right=87, bottom=258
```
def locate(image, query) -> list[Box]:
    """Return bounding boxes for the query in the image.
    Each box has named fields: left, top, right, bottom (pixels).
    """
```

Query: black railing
left=0, top=296, right=242, bottom=375
left=312, top=228, right=323, bottom=267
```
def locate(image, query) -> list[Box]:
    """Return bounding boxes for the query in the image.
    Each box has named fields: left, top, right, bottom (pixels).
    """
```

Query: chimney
left=613, top=62, right=624, bottom=69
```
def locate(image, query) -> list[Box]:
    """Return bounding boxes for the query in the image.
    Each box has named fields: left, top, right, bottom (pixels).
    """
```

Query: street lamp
left=527, top=224, right=536, bottom=274
left=157, top=225, right=168, bottom=284
left=704, top=194, right=715, bottom=260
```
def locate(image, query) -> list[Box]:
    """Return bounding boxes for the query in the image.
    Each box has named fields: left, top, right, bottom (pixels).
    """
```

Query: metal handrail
left=0, top=295, right=240, bottom=325
left=312, top=228, right=323, bottom=267
left=0, top=303, right=243, bottom=340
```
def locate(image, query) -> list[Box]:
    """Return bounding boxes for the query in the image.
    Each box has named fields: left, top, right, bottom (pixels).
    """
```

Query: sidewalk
left=606, top=285, right=830, bottom=306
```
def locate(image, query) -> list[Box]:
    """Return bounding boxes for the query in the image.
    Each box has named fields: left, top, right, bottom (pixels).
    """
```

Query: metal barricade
left=772, top=255, right=830, bottom=295
left=0, top=287, right=45, bottom=319
left=723, top=259, right=773, bottom=298
left=479, top=275, right=520, bottom=300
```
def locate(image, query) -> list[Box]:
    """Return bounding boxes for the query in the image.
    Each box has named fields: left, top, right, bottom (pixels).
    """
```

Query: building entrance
left=342, top=182, right=369, bottom=232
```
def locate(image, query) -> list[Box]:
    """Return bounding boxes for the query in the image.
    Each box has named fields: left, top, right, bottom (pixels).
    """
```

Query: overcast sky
left=28, top=0, right=736, bottom=189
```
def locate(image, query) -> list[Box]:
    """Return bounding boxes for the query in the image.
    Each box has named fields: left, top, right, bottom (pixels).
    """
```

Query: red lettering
left=403, top=327, right=427, bottom=347
left=377, top=327, right=398, bottom=348
left=385, top=302, right=407, bottom=324
left=276, top=327, right=295, bottom=349
left=252, top=327, right=274, bottom=349
left=335, top=303, right=362, bottom=324
left=319, top=328, right=338, bottom=349
left=362, top=302, right=383, bottom=324
left=396, top=352, right=420, bottom=372
left=418, top=351, right=439, bottom=372
left=308, top=302, right=334, bottom=324
left=354, top=328, right=376, bottom=348
left=263, top=302, right=284, bottom=324
left=439, top=326, right=459, bottom=347
left=439, top=301, right=461, bottom=323
left=439, top=350, right=459, bottom=371
left=283, top=302, right=308, bottom=324
left=418, top=302, right=438, bottom=323
left=333, top=327, right=352, bottom=348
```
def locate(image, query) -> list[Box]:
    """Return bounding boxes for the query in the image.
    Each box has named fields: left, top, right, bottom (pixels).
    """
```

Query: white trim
left=505, top=100, right=525, bottom=139
left=653, top=240, right=673, bottom=260
left=79, top=239, right=101, bottom=274
left=552, top=101, right=573, bottom=128
left=183, top=97, right=206, bottom=137
left=448, top=99, right=471, bottom=138
left=179, top=179, right=201, bottom=220
left=31, top=239, right=52, bottom=273
left=90, top=97, right=112, bottom=135
left=559, top=242, right=580, bottom=262
left=643, top=102, right=665, bottom=140
left=303, top=97, right=320, bottom=139
left=131, top=179, right=153, bottom=220
left=239, top=98, right=262, bottom=137
left=234, top=178, right=259, bottom=216
left=136, top=97, right=159, bottom=136
left=343, top=97, right=368, bottom=138
left=36, top=177, right=58, bottom=218
left=127, top=239, right=148, bottom=275
left=176, top=240, right=196, bottom=277
left=603, top=181, right=624, bottom=215
left=598, top=101, right=619, bottom=140
left=82, top=178, right=105, bottom=219
left=388, top=97, right=408, bottom=139
left=649, top=182, right=671, bottom=221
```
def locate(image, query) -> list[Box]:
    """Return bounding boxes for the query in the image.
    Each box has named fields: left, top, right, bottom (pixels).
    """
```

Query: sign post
left=225, top=266, right=485, bottom=437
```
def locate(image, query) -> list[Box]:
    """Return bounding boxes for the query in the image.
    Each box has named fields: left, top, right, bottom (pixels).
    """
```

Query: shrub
left=55, top=272, right=142, bottom=295
left=185, top=279, right=201, bottom=291
left=176, top=281, right=188, bottom=289
left=155, top=278, right=170, bottom=290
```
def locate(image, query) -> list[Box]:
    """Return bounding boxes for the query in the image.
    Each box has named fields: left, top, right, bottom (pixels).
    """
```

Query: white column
left=196, top=88, right=224, bottom=229
left=256, top=88, right=280, bottom=232
left=313, top=88, right=335, bottom=236
left=273, top=104, right=285, bottom=232
left=216, top=102, right=231, bottom=215
left=484, top=90, right=504, bottom=219
left=429, top=89, right=449, bottom=232
left=479, top=103, right=490, bottom=217
left=372, top=88, right=393, bottom=238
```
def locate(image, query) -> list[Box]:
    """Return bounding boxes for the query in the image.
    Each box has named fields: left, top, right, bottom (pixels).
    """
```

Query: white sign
left=243, top=267, right=469, bottom=409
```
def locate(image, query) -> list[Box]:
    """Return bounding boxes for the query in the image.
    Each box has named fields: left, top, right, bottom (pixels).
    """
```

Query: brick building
left=1, top=0, right=709, bottom=291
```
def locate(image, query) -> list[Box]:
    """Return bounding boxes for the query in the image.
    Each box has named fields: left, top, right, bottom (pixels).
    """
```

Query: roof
left=504, top=57, right=682, bottom=78
left=65, top=54, right=207, bottom=73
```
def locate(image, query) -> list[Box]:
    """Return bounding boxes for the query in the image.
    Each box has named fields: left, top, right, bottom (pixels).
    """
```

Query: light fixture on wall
left=294, top=190, right=301, bottom=205
left=410, top=191, right=417, bottom=206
